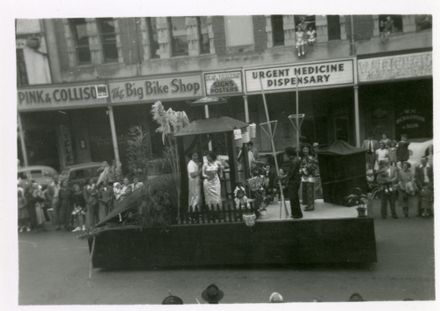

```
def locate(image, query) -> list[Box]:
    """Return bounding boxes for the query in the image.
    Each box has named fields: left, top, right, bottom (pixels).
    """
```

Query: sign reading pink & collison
left=109, top=74, right=203, bottom=104
left=244, top=59, right=354, bottom=93
left=204, top=70, right=243, bottom=96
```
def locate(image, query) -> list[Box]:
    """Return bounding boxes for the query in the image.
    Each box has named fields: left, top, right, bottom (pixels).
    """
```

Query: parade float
left=85, top=102, right=377, bottom=271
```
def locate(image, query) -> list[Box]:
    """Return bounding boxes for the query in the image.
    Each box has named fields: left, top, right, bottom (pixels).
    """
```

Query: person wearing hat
left=269, top=292, right=284, bottom=303
left=201, top=284, right=224, bottom=304
left=376, top=160, right=399, bottom=219
left=398, top=161, right=416, bottom=218
left=284, top=147, right=303, bottom=219
left=349, top=293, right=364, bottom=301
left=162, top=295, right=184, bottom=304
left=415, top=157, right=433, bottom=217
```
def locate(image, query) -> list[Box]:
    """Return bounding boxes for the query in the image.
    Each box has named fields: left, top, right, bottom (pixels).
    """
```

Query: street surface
left=18, top=201, right=434, bottom=305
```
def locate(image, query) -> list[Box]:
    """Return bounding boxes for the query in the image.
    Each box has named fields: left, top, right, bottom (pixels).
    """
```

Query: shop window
left=97, top=18, right=119, bottom=63
left=271, top=15, right=285, bottom=46
left=69, top=18, right=91, bottom=65
left=327, top=15, right=341, bottom=40
left=169, top=17, right=188, bottom=56
left=378, top=15, right=403, bottom=33
left=147, top=17, right=159, bottom=58
left=197, top=16, right=210, bottom=54
left=415, top=15, right=432, bottom=31
left=16, top=49, right=28, bottom=87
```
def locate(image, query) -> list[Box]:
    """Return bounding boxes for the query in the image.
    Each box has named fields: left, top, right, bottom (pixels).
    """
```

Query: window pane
left=147, top=17, right=159, bottom=58
left=224, top=16, right=254, bottom=47
left=271, top=15, right=285, bottom=46
left=16, top=49, right=28, bottom=87
left=69, top=18, right=91, bottom=65
left=78, top=47, right=91, bottom=64
left=415, top=15, right=432, bottom=31
left=327, top=15, right=341, bottom=40
left=97, top=18, right=119, bottom=62
left=198, top=17, right=210, bottom=54
left=170, top=17, right=188, bottom=56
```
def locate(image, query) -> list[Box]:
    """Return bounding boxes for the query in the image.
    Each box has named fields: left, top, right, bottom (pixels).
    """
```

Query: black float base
left=90, top=217, right=377, bottom=269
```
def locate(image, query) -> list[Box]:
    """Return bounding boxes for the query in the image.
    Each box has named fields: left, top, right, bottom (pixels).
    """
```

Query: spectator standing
left=84, top=178, right=99, bottom=229
left=415, top=157, right=433, bottom=217
left=362, top=135, right=378, bottom=170
left=31, top=181, right=47, bottom=230
left=379, top=133, right=392, bottom=148
left=376, top=161, right=399, bottom=219
left=396, top=134, right=410, bottom=166
left=18, top=187, right=30, bottom=232
left=375, top=142, right=389, bottom=169
left=389, top=140, right=398, bottom=167
left=397, top=162, right=416, bottom=218
left=58, top=180, right=72, bottom=231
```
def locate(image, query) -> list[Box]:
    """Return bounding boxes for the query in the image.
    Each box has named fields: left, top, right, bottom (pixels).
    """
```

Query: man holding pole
left=285, top=147, right=303, bottom=219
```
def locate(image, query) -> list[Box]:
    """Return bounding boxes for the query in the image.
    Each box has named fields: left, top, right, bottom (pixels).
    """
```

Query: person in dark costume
left=284, top=147, right=303, bottom=219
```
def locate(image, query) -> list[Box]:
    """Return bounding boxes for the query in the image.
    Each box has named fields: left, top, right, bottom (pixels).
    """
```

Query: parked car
left=59, top=162, right=103, bottom=186
left=408, top=138, right=433, bottom=172
left=17, top=165, right=58, bottom=186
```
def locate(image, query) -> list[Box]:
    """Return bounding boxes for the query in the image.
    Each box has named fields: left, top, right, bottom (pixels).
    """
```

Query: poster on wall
left=204, top=70, right=243, bottom=96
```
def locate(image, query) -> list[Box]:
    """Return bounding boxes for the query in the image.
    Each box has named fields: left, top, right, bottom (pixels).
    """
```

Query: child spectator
left=120, top=177, right=133, bottom=200
left=71, top=184, right=86, bottom=232
left=296, top=25, right=306, bottom=56
left=306, top=26, right=316, bottom=46
left=234, top=183, right=249, bottom=208
left=132, top=176, right=145, bottom=191
left=113, top=182, right=123, bottom=201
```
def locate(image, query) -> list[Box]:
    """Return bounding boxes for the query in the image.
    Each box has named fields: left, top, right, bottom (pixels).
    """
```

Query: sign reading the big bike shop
left=109, top=74, right=203, bottom=104
left=244, top=59, right=354, bottom=93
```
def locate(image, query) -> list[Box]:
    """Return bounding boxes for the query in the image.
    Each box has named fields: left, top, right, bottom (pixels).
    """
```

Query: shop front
left=17, top=83, right=111, bottom=171
left=357, top=51, right=433, bottom=141
left=108, top=72, right=205, bottom=174
left=243, top=59, right=356, bottom=152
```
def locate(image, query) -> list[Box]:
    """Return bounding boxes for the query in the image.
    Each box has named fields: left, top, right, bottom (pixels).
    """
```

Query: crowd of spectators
left=17, top=165, right=145, bottom=233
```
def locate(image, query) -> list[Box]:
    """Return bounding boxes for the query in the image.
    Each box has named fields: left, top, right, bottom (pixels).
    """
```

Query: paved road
left=18, top=205, right=434, bottom=305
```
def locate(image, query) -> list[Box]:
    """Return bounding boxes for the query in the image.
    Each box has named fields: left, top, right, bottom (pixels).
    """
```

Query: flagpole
left=258, top=78, right=288, bottom=218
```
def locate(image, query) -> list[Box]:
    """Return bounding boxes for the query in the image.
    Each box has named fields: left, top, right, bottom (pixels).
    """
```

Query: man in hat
left=202, top=284, right=224, bottom=304
left=162, top=295, right=184, bottom=304
left=415, top=156, right=433, bottom=217
left=397, top=161, right=415, bottom=218
left=285, top=147, right=303, bottom=218
left=269, top=292, right=284, bottom=303
left=376, top=160, right=398, bottom=219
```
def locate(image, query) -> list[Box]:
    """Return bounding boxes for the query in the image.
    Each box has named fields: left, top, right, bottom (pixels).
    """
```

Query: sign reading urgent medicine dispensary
left=244, top=59, right=354, bottom=93
left=17, top=84, right=108, bottom=111
left=109, top=74, right=203, bottom=104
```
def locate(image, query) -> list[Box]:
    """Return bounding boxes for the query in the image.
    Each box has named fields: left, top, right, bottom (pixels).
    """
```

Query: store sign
left=244, top=59, right=354, bottom=93
left=204, top=70, right=243, bottom=96
left=358, top=52, right=432, bottom=82
left=17, top=84, right=108, bottom=111
left=109, top=74, right=203, bottom=104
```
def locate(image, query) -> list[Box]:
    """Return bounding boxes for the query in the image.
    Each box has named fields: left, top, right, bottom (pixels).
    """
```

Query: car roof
left=18, top=166, right=58, bottom=174
left=63, top=162, right=103, bottom=171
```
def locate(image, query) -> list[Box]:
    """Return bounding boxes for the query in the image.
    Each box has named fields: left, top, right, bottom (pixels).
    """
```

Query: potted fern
left=345, top=184, right=381, bottom=218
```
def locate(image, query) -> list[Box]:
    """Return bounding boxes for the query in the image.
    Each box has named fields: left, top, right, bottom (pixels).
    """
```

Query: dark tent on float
left=316, top=140, right=367, bottom=206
